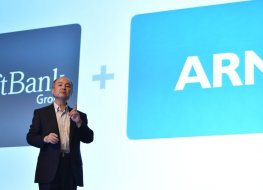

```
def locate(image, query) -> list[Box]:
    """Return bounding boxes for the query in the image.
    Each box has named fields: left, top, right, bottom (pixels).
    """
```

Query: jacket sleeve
left=26, top=109, right=46, bottom=148
left=77, top=112, right=94, bottom=143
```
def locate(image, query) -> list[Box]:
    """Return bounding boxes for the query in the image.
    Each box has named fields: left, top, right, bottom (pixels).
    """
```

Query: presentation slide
left=1, top=0, right=263, bottom=190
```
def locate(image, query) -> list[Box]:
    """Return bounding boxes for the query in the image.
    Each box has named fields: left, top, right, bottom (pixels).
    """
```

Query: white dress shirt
left=54, top=102, right=70, bottom=153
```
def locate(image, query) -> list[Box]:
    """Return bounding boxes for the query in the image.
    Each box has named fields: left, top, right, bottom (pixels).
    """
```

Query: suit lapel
left=68, top=106, right=75, bottom=144
left=47, top=104, right=60, bottom=136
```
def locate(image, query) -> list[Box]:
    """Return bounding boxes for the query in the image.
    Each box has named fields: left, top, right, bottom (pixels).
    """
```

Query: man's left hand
left=69, top=106, right=82, bottom=127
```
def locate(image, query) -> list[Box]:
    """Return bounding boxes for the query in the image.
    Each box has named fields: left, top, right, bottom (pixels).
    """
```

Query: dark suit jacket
left=26, top=104, right=94, bottom=186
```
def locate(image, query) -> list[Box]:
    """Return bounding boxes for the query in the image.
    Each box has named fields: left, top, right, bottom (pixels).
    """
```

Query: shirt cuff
left=76, top=122, right=82, bottom=128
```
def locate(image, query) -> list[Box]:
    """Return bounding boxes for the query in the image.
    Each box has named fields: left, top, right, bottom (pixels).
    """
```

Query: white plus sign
left=92, top=65, right=114, bottom=89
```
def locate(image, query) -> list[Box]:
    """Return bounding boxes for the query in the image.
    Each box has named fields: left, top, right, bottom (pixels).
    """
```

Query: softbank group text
left=0, top=68, right=64, bottom=104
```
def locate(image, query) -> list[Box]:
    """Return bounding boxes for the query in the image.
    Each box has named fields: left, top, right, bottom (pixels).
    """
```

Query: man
left=27, top=76, right=94, bottom=190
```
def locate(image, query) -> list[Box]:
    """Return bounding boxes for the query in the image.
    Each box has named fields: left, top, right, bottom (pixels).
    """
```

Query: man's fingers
left=69, top=109, right=77, bottom=117
left=48, top=137, right=59, bottom=144
left=49, top=133, right=58, bottom=138
left=69, top=105, right=78, bottom=116
left=45, top=133, right=59, bottom=144
left=49, top=139, right=59, bottom=144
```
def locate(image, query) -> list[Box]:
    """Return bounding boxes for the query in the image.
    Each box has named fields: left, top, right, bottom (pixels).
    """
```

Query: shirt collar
left=53, top=102, right=68, bottom=113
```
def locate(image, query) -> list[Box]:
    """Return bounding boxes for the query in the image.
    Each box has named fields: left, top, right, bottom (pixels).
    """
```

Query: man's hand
left=44, top=133, right=59, bottom=144
left=69, top=106, right=82, bottom=127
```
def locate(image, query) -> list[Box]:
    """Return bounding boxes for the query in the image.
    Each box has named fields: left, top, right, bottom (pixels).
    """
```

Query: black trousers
left=39, top=154, right=77, bottom=190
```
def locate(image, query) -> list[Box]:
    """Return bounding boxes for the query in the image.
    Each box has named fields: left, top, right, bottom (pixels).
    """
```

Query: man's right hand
left=43, top=133, right=59, bottom=144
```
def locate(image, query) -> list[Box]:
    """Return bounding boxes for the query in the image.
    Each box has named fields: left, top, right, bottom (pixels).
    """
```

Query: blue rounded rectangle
left=127, top=1, right=263, bottom=140
left=0, top=24, right=81, bottom=147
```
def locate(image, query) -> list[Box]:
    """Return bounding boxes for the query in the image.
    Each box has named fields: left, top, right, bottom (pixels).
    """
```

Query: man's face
left=52, top=77, right=72, bottom=101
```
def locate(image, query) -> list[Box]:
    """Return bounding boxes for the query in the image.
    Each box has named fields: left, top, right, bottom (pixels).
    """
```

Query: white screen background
left=2, top=0, right=263, bottom=190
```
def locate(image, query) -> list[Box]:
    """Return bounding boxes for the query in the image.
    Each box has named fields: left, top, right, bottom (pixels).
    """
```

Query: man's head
left=52, top=76, right=73, bottom=102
